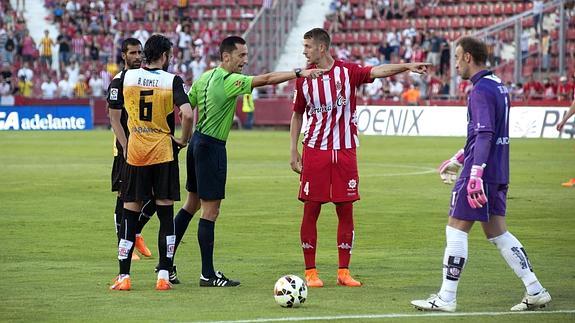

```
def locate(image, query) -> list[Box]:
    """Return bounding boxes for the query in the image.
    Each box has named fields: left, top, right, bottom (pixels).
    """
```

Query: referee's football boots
left=199, top=271, right=240, bottom=287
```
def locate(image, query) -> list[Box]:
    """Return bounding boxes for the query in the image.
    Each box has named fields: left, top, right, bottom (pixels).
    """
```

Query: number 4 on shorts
left=303, top=182, right=310, bottom=196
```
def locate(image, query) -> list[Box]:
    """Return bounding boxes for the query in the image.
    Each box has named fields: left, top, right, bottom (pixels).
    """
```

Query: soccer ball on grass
left=273, top=275, right=307, bottom=308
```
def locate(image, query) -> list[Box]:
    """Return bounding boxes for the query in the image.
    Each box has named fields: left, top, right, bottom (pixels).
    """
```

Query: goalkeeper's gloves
left=438, top=149, right=464, bottom=184
left=467, top=165, right=488, bottom=208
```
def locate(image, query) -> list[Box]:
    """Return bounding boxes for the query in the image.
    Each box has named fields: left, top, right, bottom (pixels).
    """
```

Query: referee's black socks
left=198, top=218, right=216, bottom=278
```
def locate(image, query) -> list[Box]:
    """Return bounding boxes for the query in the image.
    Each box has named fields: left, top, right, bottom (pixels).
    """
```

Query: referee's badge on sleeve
left=110, top=88, right=118, bottom=100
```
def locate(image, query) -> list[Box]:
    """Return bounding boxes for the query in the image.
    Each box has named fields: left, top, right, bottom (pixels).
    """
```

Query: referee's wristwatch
left=294, top=68, right=302, bottom=78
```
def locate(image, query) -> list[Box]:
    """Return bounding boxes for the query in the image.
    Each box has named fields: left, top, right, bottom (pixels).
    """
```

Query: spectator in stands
left=532, top=0, right=544, bottom=37
left=39, top=30, right=54, bottom=69
left=66, top=0, right=80, bottom=18
left=17, top=75, right=32, bottom=97
left=20, top=29, right=36, bottom=63
left=541, top=29, right=550, bottom=73
left=88, top=16, right=101, bottom=35
left=57, top=31, right=71, bottom=66
left=512, top=83, right=524, bottom=100
left=58, top=72, right=73, bottom=98
left=89, top=72, right=104, bottom=97
left=242, top=89, right=257, bottom=130
left=132, top=24, right=149, bottom=47
left=74, top=74, right=87, bottom=98
left=41, top=75, right=58, bottom=99
left=100, top=34, right=113, bottom=63
left=17, top=62, right=33, bottom=82
left=0, top=25, right=6, bottom=61
left=339, top=0, right=352, bottom=24
left=557, top=76, right=573, bottom=101
left=177, top=0, right=188, bottom=22
left=71, top=31, right=85, bottom=63
left=543, top=78, right=556, bottom=99
left=378, top=39, right=393, bottom=64
left=365, top=77, right=384, bottom=100
left=492, top=37, right=502, bottom=66
left=439, top=37, right=450, bottom=76
left=189, top=55, right=206, bottom=82
left=89, top=41, right=99, bottom=62
left=412, top=43, right=425, bottom=63
left=387, top=27, right=401, bottom=57
left=3, top=30, right=16, bottom=64
left=52, top=2, right=64, bottom=23
left=177, top=24, right=192, bottom=62
left=427, top=30, right=442, bottom=68
left=520, top=29, right=530, bottom=65
left=120, top=1, right=133, bottom=22
left=145, top=1, right=159, bottom=22
left=389, top=77, right=404, bottom=100
left=427, top=72, right=442, bottom=99
left=402, top=83, right=421, bottom=106
left=401, top=0, right=416, bottom=18
left=524, top=75, right=544, bottom=99
left=0, top=74, right=11, bottom=105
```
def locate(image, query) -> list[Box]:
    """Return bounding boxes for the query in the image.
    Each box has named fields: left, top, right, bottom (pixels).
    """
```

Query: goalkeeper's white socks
left=438, top=226, right=468, bottom=303
left=489, top=231, right=544, bottom=295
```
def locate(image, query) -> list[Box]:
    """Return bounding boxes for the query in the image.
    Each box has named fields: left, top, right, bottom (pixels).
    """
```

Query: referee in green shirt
left=171, top=36, right=325, bottom=287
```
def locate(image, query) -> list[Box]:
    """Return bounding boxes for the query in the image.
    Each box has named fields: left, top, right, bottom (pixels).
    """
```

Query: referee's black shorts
left=122, top=152, right=181, bottom=202
left=185, top=131, right=227, bottom=200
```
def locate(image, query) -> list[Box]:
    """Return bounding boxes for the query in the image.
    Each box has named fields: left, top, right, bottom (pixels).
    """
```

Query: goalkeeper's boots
left=411, top=294, right=456, bottom=312
left=304, top=268, right=324, bottom=288
left=154, top=265, right=180, bottom=284
left=131, top=252, right=140, bottom=260
left=199, top=271, right=240, bottom=287
left=337, top=268, right=361, bottom=287
left=561, top=178, right=575, bottom=187
left=135, top=235, right=152, bottom=257
left=155, top=278, right=173, bottom=291
left=110, top=275, right=131, bottom=291
left=510, top=289, right=551, bottom=311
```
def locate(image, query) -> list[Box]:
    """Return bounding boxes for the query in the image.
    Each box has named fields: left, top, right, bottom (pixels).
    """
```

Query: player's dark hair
left=144, top=34, right=173, bottom=63
left=303, top=28, right=331, bottom=48
left=121, top=38, right=142, bottom=54
left=457, top=37, right=488, bottom=65
left=219, top=36, right=246, bottom=60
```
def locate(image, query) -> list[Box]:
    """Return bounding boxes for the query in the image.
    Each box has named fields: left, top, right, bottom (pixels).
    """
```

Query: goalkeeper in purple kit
left=411, top=37, right=551, bottom=312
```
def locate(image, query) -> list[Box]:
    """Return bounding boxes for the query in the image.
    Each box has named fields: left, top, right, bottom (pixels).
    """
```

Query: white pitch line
left=196, top=310, right=575, bottom=323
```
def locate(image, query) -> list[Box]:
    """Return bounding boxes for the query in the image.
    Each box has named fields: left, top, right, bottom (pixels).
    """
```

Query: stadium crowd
left=0, top=0, right=574, bottom=103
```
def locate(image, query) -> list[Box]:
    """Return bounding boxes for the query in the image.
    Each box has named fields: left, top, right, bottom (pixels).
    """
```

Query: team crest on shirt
left=110, top=88, right=118, bottom=100
left=336, top=81, right=342, bottom=91
left=348, top=179, right=357, bottom=189
left=234, top=80, right=244, bottom=88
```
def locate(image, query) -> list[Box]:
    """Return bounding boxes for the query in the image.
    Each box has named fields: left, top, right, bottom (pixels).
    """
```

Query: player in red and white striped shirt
left=290, top=28, right=429, bottom=287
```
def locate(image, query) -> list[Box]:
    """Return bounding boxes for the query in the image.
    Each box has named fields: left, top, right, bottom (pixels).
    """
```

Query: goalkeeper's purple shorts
left=448, top=177, right=509, bottom=222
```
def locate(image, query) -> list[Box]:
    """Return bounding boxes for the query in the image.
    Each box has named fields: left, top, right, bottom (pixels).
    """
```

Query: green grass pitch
left=0, top=130, right=573, bottom=322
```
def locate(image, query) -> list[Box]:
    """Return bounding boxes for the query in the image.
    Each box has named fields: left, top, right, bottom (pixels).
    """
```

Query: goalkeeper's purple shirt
left=460, top=70, right=510, bottom=184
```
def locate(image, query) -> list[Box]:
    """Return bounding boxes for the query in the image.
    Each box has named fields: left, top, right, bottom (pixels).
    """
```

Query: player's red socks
left=336, top=202, right=354, bottom=268
left=301, top=201, right=321, bottom=269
